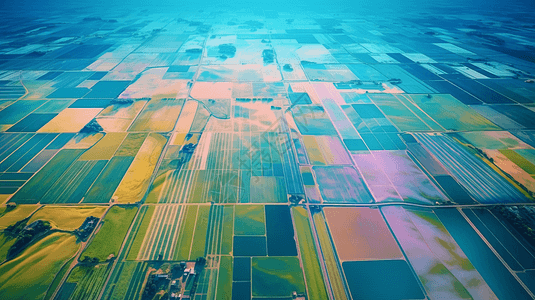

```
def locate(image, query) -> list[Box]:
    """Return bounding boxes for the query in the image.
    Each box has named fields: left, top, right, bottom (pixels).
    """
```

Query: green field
left=102, top=261, right=148, bottom=300
left=292, top=207, right=329, bottom=300
left=78, top=132, right=127, bottom=160
left=173, top=205, right=198, bottom=261
left=221, top=205, right=234, bottom=255
left=369, top=94, right=434, bottom=131
left=500, top=150, right=535, bottom=175
left=45, top=256, right=75, bottom=300
left=234, top=205, right=265, bottom=235
left=40, top=160, right=108, bottom=204
left=115, top=133, right=148, bottom=157
left=65, top=263, right=111, bottom=300
left=126, top=205, right=155, bottom=260
left=0, top=233, right=16, bottom=262
left=216, top=255, right=233, bottom=300
left=0, top=232, right=79, bottom=300
left=405, top=94, right=500, bottom=131
left=82, top=206, right=138, bottom=262
left=190, top=205, right=210, bottom=259
left=252, top=256, right=306, bottom=297
left=28, top=206, right=107, bottom=231
left=313, top=213, right=348, bottom=300
left=11, top=149, right=83, bottom=203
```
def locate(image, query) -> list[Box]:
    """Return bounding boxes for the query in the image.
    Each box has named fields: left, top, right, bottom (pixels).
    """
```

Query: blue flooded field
left=1, top=0, right=535, bottom=300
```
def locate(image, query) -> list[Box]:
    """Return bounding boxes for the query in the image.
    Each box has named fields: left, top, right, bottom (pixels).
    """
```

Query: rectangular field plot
left=354, top=151, right=447, bottom=204
left=291, top=105, right=338, bottom=135
left=292, top=207, right=328, bottom=300
left=368, top=94, right=442, bottom=132
left=82, top=156, right=134, bottom=203
left=251, top=257, right=306, bottom=297
left=78, top=132, right=127, bottom=160
left=382, top=206, right=497, bottom=300
left=234, top=205, right=265, bottom=236
left=128, top=98, right=184, bottom=132
left=37, top=108, right=102, bottom=133
left=0, top=133, right=57, bottom=172
left=266, top=205, right=297, bottom=257
left=463, top=208, right=535, bottom=271
left=313, top=166, right=373, bottom=203
left=400, top=94, right=499, bottom=131
left=145, top=169, right=240, bottom=204
left=342, top=260, right=425, bottom=300
left=101, top=261, right=148, bottom=300
left=135, top=205, right=183, bottom=260
left=10, top=149, right=83, bottom=203
left=324, top=207, right=403, bottom=261
left=82, top=206, right=138, bottom=262
left=302, top=135, right=352, bottom=165
left=40, top=159, right=108, bottom=204
left=435, top=208, right=533, bottom=300
left=0, top=100, right=47, bottom=126
left=415, top=133, right=529, bottom=204
left=127, top=204, right=211, bottom=261
left=313, top=212, right=349, bottom=300
left=112, top=133, right=167, bottom=204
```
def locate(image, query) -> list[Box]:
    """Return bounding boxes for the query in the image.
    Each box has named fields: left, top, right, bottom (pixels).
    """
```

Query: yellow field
left=97, top=100, right=148, bottom=132
left=113, top=133, right=167, bottom=203
left=0, top=232, right=79, bottom=300
left=0, top=205, right=41, bottom=229
left=38, top=108, right=103, bottom=133
left=95, top=118, right=133, bottom=132
left=79, top=132, right=127, bottom=160
left=173, top=101, right=198, bottom=133
left=27, top=206, right=107, bottom=231
left=302, top=136, right=327, bottom=165
left=128, top=98, right=184, bottom=132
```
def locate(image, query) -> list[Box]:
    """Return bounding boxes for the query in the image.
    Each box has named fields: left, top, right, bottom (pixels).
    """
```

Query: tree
left=80, top=119, right=103, bottom=133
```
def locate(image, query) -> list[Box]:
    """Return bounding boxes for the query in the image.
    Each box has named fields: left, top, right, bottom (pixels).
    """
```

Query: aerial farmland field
left=2, top=2, right=535, bottom=300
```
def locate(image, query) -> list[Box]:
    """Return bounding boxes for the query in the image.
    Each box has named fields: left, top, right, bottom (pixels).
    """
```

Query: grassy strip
left=216, top=256, right=233, bottom=300
left=313, top=213, right=348, bottom=300
left=174, top=205, right=198, bottom=261
left=292, top=207, right=328, bottom=300
left=127, top=206, right=155, bottom=260
left=190, top=205, right=210, bottom=259
left=220, top=206, right=234, bottom=255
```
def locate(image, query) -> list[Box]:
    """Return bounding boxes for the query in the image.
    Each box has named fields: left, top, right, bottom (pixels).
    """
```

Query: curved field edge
left=0, top=232, right=79, bottom=300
